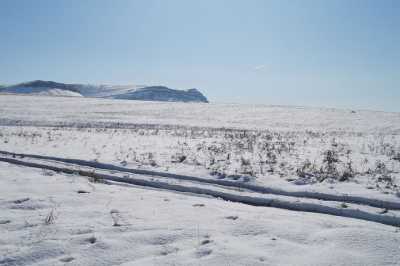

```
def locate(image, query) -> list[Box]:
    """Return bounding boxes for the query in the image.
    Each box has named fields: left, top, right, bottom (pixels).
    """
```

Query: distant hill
left=1, top=80, right=84, bottom=97
left=0, top=80, right=209, bottom=103
left=112, top=86, right=208, bottom=103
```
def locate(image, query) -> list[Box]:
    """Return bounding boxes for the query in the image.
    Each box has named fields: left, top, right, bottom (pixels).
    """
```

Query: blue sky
left=1, top=0, right=399, bottom=111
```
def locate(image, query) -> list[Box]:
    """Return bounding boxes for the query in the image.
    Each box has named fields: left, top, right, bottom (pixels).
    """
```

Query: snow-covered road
left=1, top=151, right=399, bottom=228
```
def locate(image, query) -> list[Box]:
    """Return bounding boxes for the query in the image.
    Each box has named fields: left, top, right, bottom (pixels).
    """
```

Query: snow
left=1, top=94, right=400, bottom=265
left=0, top=94, right=399, bottom=131
left=1, top=163, right=399, bottom=266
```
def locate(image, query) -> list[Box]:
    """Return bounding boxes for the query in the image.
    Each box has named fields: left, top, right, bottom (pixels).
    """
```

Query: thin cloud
left=253, top=65, right=266, bottom=71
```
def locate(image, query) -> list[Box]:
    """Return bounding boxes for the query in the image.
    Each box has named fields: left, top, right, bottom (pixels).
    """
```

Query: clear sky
left=1, top=0, right=399, bottom=111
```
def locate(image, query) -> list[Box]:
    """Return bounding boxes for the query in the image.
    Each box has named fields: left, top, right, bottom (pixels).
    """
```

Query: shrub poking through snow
left=393, top=153, right=400, bottom=162
left=341, top=160, right=355, bottom=181
left=110, top=209, right=122, bottom=226
left=320, top=149, right=340, bottom=180
left=296, top=159, right=316, bottom=179
left=44, top=209, right=56, bottom=225
left=296, top=149, right=356, bottom=183
left=1, top=120, right=399, bottom=193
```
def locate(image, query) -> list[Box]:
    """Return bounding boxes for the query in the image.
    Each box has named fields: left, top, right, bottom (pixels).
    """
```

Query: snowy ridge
left=0, top=80, right=209, bottom=103
left=1, top=152, right=399, bottom=227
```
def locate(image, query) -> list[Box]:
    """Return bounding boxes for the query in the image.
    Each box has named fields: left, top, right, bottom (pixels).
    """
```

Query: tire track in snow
left=1, top=156, right=400, bottom=227
left=0, top=150, right=399, bottom=211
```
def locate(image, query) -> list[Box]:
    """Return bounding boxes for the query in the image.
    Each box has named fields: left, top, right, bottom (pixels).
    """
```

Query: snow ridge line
left=0, top=150, right=399, bottom=211
left=1, top=156, right=399, bottom=227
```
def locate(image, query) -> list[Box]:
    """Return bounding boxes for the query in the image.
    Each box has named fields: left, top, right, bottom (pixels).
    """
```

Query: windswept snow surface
left=1, top=94, right=400, bottom=265
left=0, top=94, right=399, bottom=131
left=1, top=163, right=400, bottom=266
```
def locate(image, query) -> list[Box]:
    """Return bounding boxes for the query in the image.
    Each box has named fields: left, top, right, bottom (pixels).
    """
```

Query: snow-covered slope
left=0, top=80, right=209, bottom=103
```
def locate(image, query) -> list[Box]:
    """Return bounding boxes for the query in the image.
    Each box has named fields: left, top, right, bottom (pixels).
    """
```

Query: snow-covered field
left=2, top=163, right=400, bottom=266
left=1, top=94, right=400, bottom=265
